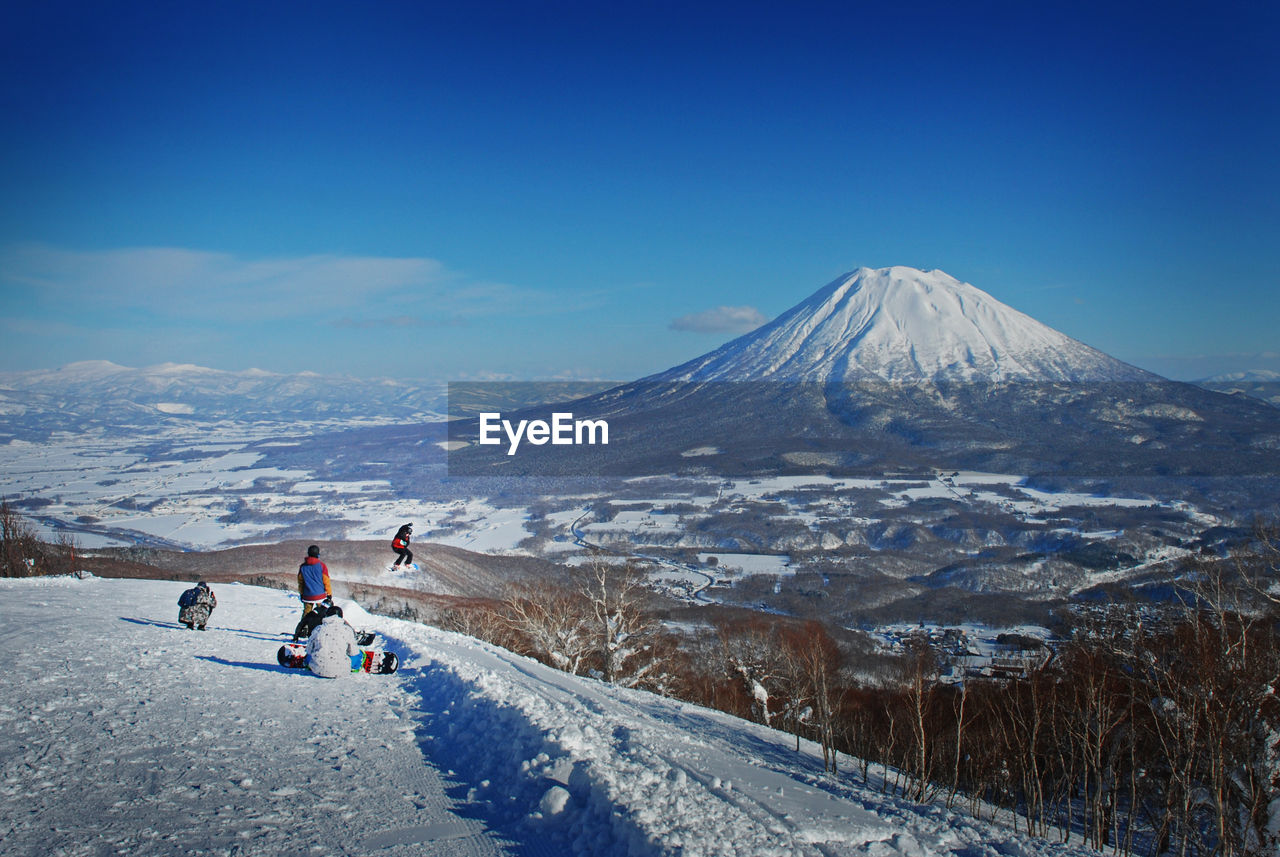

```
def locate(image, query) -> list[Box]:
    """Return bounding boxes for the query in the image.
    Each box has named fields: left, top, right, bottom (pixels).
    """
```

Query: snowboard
left=276, top=643, right=399, bottom=674
left=291, top=629, right=376, bottom=647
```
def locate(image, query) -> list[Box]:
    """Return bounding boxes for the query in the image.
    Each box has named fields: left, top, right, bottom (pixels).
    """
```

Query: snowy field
left=697, top=552, right=792, bottom=577
left=0, top=429, right=541, bottom=553
left=0, top=419, right=1205, bottom=557
left=0, top=575, right=1102, bottom=857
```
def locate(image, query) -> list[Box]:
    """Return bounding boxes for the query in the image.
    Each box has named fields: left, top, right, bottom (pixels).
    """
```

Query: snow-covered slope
left=2, top=575, right=1099, bottom=857
left=656, top=267, right=1155, bottom=384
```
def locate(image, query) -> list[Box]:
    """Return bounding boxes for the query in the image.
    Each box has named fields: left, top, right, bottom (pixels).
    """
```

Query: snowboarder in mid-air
left=390, top=523, right=413, bottom=570
left=177, top=581, right=216, bottom=630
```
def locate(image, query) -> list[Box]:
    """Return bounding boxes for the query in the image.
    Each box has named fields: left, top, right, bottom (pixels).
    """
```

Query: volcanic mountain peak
left=657, top=266, right=1156, bottom=385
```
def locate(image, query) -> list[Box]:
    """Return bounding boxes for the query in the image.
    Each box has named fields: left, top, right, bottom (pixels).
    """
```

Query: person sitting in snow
left=297, top=544, right=331, bottom=619
left=390, top=523, right=413, bottom=570
left=305, top=605, right=361, bottom=678
left=177, top=581, right=216, bottom=630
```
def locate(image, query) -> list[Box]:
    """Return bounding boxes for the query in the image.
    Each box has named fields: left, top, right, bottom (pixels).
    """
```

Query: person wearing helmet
left=297, top=544, right=332, bottom=618
left=177, top=581, right=217, bottom=630
left=390, top=523, right=414, bottom=570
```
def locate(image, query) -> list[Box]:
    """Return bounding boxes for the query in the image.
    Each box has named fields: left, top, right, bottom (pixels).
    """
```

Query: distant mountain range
left=3, top=267, right=1279, bottom=484
left=447, top=267, right=1280, bottom=482
left=0, top=362, right=628, bottom=441
left=4, top=268, right=1278, bottom=615
left=1197, top=370, right=1280, bottom=408
left=0, top=361, right=447, bottom=438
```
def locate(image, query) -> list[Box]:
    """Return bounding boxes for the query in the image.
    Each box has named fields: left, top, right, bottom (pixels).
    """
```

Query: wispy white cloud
left=0, top=243, right=548, bottom=324
left=669, top=304, right=768, bottom=334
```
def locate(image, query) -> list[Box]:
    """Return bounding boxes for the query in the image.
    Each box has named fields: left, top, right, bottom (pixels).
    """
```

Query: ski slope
left=0, top=576, right=1100, bottom=857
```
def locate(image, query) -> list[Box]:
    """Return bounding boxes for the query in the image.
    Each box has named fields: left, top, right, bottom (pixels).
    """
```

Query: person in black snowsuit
left=292, top=597, right=375, bottom=646
left=390, top=523, right=413, bottom=569
left=178, top=581, right=217, bottom=630
left=292, top=597, right=333, bottom=642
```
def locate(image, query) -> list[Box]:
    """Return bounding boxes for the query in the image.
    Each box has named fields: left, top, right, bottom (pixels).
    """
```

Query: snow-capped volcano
left=450, top=265, right=1280, bottom=478
left=659, top=266, right=1155, bottom=384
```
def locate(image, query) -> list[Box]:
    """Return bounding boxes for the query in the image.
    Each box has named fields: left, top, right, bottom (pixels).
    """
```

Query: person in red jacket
left=298, top=544, right=331, bottom=617
left=390, top=523, right=414, bottom=570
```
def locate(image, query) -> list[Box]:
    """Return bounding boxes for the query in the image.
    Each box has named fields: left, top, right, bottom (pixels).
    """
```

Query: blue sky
left=1, top=0, right=1276, bottom=381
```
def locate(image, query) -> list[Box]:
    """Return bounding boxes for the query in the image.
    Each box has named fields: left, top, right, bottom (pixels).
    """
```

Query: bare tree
left=943, top=679, right=970, bottom=810
left=578, top=554, right=661, bottom=687
left=1, top=499, right=60, bottom=577
left=1057, top=633, right=1131, bottom=850
left=715, top=616, right=790, bottom=727
left=901, top=637, right=940, bottom=802
left=836, top=687, right=877, bottom=784
left=1238, top=518, right=1280, bottom=611
left=986, top=662, right=1053, bottom=838
left=50, top=530, right=79, bottom=576
left=780, top=620, right=844, bottom=772
left=1179, top=556, right=1279, bottom=857
left=499, top=580, right=594, bottom=675
left=436, top=597, right=511, bottom=645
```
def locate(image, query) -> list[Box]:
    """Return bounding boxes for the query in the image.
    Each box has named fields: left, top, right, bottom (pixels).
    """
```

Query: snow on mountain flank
left=659, top=266, right=1156, bottom=384
left=1, top=575, right=1100, bottom=857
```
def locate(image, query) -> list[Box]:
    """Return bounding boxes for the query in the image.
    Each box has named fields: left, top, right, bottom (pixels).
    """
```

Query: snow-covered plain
left=1, top=575, right=1102, bottom=857
left=0, top=417, right=1197, bottom=557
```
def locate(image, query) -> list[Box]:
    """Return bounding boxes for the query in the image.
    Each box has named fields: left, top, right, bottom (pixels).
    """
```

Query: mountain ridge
left=654, top=266, right=1156, bottom=385
left=0, top=361, right=448, bottom=437
left=446, top=266, right=1280, bottom=480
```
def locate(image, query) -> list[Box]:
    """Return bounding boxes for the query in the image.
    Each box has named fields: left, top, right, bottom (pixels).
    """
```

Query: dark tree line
left=0, top=499, right=77, bottom=577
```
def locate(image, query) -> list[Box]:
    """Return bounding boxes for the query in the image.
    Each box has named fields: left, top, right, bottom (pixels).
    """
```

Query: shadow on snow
left=195, top=654, right=300, bottom=675
left=119, top=615, right=290, bottom=643
left=404, top=662, right=655, bottom=857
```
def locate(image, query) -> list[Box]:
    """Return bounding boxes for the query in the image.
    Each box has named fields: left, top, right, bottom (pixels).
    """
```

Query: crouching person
left=178, top=581, right=217, bottom=630
left=305, top=605, right=360, bottom=678
left=292, top=596, right=333, bottom=642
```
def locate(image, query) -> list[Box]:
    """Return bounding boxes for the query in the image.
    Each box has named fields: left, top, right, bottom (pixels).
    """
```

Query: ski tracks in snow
left=0, top=577, right=506, bottom=857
